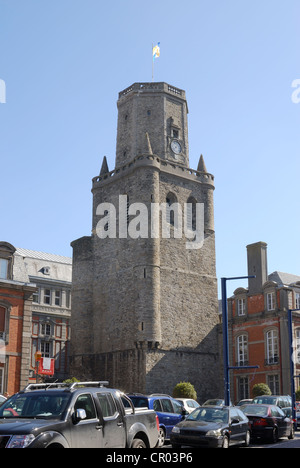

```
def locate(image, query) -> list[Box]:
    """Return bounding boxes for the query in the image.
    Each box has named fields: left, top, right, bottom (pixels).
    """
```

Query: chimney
left=247, top=242, right=268, bottom=295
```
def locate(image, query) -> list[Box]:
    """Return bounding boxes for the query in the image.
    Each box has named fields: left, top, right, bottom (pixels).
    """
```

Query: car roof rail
left=22, top=383, right=69, bottom=392
left=149, top=393, right=172, bottom=398
left=69, top=381, right=109, bottom=389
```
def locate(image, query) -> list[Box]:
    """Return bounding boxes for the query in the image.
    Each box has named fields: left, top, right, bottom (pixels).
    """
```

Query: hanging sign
left=38, top=358, right=55, bottom=376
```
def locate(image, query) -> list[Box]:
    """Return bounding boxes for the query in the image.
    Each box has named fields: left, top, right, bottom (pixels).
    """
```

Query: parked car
left=0, top=382, right=159, bottom=448
left=252, top=395, right=292, bottom=416
left=170, top=406, right=250, bottom=449
left=240, top=404, right=294, bottom=443
left=236, top=399, right=253, bottom=406
left=203, top=399, right=233, bottom=407
left=295, top=402, right=300, bottom=429
left=175, top=398, right=200, bottom=414
left=127, top=393, right=186, bottom=446
left=0, top=395, right=6, bottom=407
left=296, top=410, right=300, bottom=429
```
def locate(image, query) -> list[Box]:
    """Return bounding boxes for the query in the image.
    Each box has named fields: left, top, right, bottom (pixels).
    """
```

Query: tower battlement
left=92, top=154, right=215, bottom=188
left=118, top=82, right=186, bottom=101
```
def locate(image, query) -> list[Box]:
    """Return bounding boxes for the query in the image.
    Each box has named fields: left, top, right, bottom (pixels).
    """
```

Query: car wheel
left=222, top=435, right=229, bottom=448
left=131, top=438, right=147, bottom=448
left=155, top=427, right=165, bottom=447
left=244, top=430, right=251, bottom=447
left=288, top=425, right=295, bottom=440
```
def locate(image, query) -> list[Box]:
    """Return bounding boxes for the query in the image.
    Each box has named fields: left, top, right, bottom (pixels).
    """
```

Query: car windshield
left=0, top=392, right=71, bottom=419
left=187, top=407, right=229, bottom=424
left=253, top=396, right=276, bottom=405
left=241, top=405, right=268, bottom=417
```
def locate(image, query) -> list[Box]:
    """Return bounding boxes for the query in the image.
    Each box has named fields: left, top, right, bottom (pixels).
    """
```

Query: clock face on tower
left=170, top=139, right=182, bottom=155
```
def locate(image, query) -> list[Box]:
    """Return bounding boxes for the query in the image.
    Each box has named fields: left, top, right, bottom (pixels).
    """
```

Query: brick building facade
left=0, top=242, right=36, bottom=395
left=0, top=242, right=72, bottom=395
left=228, top=242, right=300, bottom=402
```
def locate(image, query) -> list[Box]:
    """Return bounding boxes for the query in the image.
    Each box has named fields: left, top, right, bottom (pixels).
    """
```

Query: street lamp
left=288, top=308, right=300, bottom=429
left=221, top=276, right=259, bottom=406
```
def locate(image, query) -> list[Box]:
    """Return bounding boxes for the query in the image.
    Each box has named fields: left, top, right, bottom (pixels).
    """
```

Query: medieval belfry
left=70, top=82, right=220, bottom=400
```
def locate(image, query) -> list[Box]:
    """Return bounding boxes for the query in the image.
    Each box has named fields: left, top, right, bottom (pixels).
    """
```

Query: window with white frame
left=0, top=306, right=6, bottom=341
left=237, top=334, right=248, bottom=366
left=267, top=292, right=275, bottom=311
left=237, top=298, right=246, bottom=316
left=238, top=376, right=249, bottom=401
left=0, top=259, right=8, bottom=280
left=266, top=329, right=279, bottom=365
left=267, top=374, right=280, bottom=395
left=55, top=290, right=61, bottom=306
left=296, top=329, right=300, bottom=365
left=296, top=293, right=300, bottom=310
left=32, top=288, right=40, bottom=304
left=44, top=289, right=51, bottom=305
left=41, top=323, right=51, bottom=336
left=41, top=341, right=51, bottom=358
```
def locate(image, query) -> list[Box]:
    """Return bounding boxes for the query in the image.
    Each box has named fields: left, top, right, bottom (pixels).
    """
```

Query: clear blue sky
left=0, top=0, right=299, bottom=296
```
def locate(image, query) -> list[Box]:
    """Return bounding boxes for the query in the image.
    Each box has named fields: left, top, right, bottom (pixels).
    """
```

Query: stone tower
left=70, top=83, right=220, bottom=401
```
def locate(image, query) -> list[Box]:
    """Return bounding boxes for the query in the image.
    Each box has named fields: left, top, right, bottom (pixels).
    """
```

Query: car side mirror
left=75, top=409, right=87, bottom=422
left=181, top=408, right=188, bottom=417
left=231, top=418, right=239, bottom=424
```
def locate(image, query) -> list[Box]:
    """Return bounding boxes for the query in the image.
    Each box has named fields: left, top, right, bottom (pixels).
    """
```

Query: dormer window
left=0, top=242, right=16, bottom=281
left=267, top=292, right=275, bottom=311
left=237, top=298, right=246, bottom=316
left=296, top=292, right=300, bottom=310
left=0, top=259, right=8, bottom=280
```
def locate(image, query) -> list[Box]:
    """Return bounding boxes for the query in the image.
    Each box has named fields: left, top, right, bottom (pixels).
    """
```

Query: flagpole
left=152, top=43, right=154, bottom=82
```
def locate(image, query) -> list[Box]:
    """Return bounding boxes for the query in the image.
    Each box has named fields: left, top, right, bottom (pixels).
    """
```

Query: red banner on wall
left=38, top=358, right=55, bottom=376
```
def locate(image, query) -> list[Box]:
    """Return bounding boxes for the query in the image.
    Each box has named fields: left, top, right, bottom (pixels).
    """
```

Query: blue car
left=127, top=394, right=186, bottom=446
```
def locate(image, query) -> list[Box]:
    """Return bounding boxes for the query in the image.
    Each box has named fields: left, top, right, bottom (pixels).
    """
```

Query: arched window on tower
left=166, top=192, right=177, bottom=226
left=186, top=196, right=197, bottom=232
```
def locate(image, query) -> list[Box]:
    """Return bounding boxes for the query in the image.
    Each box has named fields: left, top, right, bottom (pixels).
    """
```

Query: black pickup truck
left=0, top=381, right=159, bottom=448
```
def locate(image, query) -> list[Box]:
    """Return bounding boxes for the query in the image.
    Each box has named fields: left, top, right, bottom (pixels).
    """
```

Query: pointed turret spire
left=145, top=132, right=153, bottom=155
left=197, top=154, right=207, bottom=173
left=100, top=156, right=109, bottom=176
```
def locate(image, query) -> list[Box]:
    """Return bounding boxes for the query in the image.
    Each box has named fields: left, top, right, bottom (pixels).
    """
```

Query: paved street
left=163, top=432, right=300, bottom=449
left=250, top=432, right=300, bottom=449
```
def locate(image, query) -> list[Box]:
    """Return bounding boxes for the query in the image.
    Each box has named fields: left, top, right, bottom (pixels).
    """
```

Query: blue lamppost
left=221, top=276, right=259, bottom=407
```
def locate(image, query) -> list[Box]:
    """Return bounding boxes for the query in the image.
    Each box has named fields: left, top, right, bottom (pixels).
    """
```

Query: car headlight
left=206, top=429, right=222, bottom=437
left=172, top=426, right=180, bottom=434
left=6, top=434, right=35, bottom=448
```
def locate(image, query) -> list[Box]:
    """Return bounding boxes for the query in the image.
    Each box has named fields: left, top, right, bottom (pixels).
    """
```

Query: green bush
left=173, top=382, right=197, bottom=400
left=63, top=377, right=80, bottom=385
left=252, top=383, right=271, bottom=398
